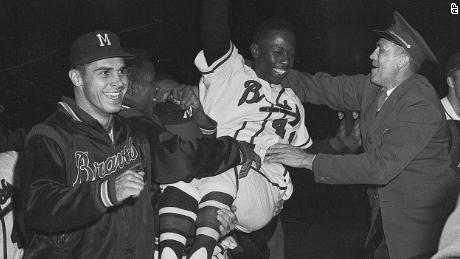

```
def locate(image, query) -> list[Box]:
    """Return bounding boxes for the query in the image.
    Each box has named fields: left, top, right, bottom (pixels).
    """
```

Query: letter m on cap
left=96, top=33, right=111, bottom=47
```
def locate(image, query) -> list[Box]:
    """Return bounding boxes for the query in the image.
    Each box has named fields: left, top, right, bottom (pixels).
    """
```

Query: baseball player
left=163, top=0, right=312, bottom=258
left=16, top=30, right=257, bottom=259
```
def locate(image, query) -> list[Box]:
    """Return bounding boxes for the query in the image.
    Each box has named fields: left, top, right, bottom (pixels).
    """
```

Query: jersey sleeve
left=195, top=42, right=242, bottom=88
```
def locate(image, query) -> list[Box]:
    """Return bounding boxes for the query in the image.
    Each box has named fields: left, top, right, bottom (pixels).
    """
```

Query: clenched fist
left=114, top=170, right=145, bottom=203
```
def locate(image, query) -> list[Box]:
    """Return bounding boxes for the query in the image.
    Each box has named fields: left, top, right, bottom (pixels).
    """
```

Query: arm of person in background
left=282, top=69, right=368, bottom=111
left=133, top=114, right=260, bottom=184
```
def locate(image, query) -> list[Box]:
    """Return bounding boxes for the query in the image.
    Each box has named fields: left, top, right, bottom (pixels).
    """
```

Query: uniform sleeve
left=312, top=96, right=442, bottom=185
left=201, top=0, right=230, bottom=64
left=282, top=69, right=369, bottom=111
left=134, top=117, right=242, bottom=184
left=19, top=135, right=107, bottom=233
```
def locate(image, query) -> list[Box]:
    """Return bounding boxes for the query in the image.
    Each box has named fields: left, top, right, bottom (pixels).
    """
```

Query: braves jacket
left=17, top=97, right=242, bottom=259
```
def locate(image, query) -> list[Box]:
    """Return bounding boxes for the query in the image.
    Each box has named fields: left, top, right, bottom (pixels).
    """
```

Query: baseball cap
left=373, top=11, right=437, bottom=64
left=446, top=52, right=460, bottom=76
left=69, top=30, right=134, bottom=67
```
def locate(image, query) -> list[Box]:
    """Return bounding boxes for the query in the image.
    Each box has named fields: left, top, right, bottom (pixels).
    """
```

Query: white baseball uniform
left=194, top=42, right=312, bottom=233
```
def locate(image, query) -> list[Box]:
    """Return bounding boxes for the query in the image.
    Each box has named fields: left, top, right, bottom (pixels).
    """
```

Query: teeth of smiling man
left=273, top=68, right=287, bottom=75
left=104, top=92, right=122, bottom=100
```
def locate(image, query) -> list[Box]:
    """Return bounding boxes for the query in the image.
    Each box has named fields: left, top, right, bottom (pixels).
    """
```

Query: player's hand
left=238, top=141, right=261, bottom=178
left=217, top=205, right=238, bottom=237
left=113, top=170, right=145, bottom=203
left=152, top=79, right=181, bottom=105
left=265, top=143, right=315, bottom=170
left=169, top=85, right=203, bottom=111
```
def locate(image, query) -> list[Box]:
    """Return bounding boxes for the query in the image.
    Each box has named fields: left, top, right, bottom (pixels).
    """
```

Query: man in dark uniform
left=266, top=12, right=457, bottom=258
left=16, top=31, right=258, bottom=259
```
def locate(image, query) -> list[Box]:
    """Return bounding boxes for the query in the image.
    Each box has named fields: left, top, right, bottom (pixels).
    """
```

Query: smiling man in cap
left=15, top=30, right=258, bottom=259
left=267, top=11, right=457, bottom=258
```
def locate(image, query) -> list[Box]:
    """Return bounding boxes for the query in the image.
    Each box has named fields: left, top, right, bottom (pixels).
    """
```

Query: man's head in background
left=123, top=48, right=183, bottom=116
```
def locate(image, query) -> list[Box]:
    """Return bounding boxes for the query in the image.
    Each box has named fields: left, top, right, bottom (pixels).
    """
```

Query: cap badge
left=96, top=33, right=112, bottom=47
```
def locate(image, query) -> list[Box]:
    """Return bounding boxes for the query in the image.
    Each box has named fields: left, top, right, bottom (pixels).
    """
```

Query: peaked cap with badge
left=373, top=11, right=437, bottom=65
left=69, top=30, right=134, bottom=67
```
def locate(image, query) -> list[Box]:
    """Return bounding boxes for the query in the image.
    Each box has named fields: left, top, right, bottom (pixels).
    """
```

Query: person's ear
left=69, top=69, right=83, bottom=88
left=250, top=43, right=259, bottom=59
left=398, top=55, right=410, bottom=69
left=447, top=76, right=455, bottom=89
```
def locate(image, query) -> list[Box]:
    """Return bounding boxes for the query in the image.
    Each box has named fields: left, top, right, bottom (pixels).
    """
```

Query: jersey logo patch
left=259, top=105, right=300, bottom=126
left=238, top=80, right=265, bottom=106
left=72, top=137, right=139, bottom=186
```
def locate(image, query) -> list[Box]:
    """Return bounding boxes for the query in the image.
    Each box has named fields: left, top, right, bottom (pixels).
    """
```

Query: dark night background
left=0, top=0, right=459, bottom=136
left=1, top=0, right=460, bottom=257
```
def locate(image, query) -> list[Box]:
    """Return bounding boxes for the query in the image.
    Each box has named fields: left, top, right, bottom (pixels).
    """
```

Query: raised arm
left=202, top=0, right=230, bottom=64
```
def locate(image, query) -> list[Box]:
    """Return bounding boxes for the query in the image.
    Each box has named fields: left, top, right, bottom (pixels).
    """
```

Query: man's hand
left=238, top=141, right=261, bottom=178
left=113, top=170, right=145, bottom=203
left=217, top=205, right=238, bottom=237
left=330, top=111, right=362, bottom=154
left=153, top=79, right=181, bottom=105
left=265, top=143, right=315, bottom=170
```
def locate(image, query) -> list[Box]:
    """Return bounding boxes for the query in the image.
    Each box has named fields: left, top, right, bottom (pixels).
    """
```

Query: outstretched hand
left=238, top=141, right=261, bottom=178
left=265, top=143, right=315, bottom=170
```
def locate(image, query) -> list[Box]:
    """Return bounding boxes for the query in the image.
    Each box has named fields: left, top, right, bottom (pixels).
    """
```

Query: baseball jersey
left=195, top=42, right=311, bottom=196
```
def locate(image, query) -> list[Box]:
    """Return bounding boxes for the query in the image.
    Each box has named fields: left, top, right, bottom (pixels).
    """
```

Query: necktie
left=377, top=90, right=388, bottom=111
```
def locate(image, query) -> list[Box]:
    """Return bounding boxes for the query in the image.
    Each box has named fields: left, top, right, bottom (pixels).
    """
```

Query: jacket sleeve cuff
left=100, top=179, right=121, bottom=207
left=200, top=127, right=217, bottom=136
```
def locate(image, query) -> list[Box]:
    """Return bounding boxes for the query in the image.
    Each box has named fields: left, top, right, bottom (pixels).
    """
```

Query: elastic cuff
left=100, top=180, right=113, bottom=207
left=200, top=127, right=217, bottom=135
left=106, top=178, right=122, bottom=207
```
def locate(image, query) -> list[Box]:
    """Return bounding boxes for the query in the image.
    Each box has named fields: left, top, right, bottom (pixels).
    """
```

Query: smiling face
left=252, top=29, right=296, bottom=85
left=369, top=38, right=406, bottom=89
left=71, top=57, right=128, bottom=123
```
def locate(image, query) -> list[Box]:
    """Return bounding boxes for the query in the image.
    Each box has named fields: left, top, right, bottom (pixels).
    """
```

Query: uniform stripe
left=58, top=102, right=82, bottom=122
left=251, top=166, right=287, bottom=190
left=199, top=200, right=230, bottom=210
left=202, top=43, right=234, bottom=75
left=159, top=232, right=187, bottom=244
left=250, top=105, right=273, bottom=144
left=233, top=121, right=248, bottom=192
left=297, top=136, right=312, bottom=148
left=159, top=207, right=198, bottom=221
left=196, top=227, right=220, bottom=240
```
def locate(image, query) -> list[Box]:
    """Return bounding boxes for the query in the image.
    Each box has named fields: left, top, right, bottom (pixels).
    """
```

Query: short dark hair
left=124, top=48, right=153, bottom=94
left=252, top=18, right=295, bottom=45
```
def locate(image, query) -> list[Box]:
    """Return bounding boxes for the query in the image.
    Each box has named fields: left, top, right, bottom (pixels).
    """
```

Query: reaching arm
left=129, top=116, right=259, bottom=184
left=282, top=69, right=368, bottom=111
left=202, top=0, right=231, bottom=64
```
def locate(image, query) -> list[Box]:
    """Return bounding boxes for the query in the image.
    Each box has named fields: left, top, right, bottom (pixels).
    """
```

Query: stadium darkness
left=0, top=0, right=457, bottom=133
